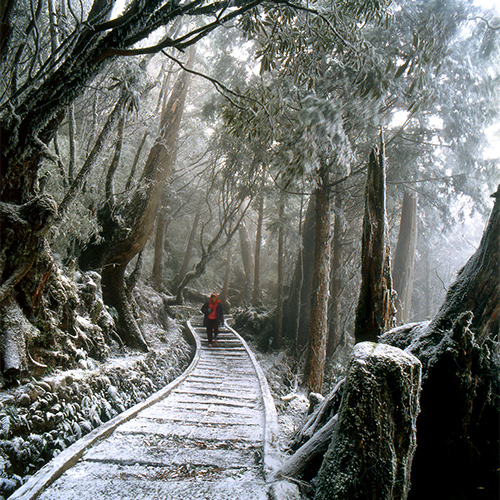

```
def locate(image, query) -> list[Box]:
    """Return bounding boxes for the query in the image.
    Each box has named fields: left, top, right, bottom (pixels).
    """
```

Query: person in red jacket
left=201, top=293, right=224, bottom=347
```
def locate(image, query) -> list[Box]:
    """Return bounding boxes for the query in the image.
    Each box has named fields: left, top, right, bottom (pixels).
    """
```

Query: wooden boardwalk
left=10, top=320, right=283, bottom=500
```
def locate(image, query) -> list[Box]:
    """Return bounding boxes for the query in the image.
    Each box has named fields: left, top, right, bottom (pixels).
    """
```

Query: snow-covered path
left=11, top=321, right=280, bottom=500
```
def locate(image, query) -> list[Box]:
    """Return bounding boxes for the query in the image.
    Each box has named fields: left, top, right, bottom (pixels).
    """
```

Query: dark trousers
left=206, top=318, right=219, bottom=343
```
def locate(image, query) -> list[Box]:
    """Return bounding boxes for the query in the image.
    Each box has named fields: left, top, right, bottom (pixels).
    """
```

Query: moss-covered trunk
left=101, top=263, right=148, bottom=352
left=314, top=343, right=421, bottom=500
left=381, top=185, right=500, bottom=499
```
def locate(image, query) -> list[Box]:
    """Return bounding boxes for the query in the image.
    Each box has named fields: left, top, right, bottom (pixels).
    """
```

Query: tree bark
left=353, top=139, right=396, bottom=343
left=303, top=169, right=332, bottom=394
left=0, top=0, right=15, bottom=64
left=0, top=196, right=57, bottom=304
left=282, top=195, right=315, bottom=350
left=393, top=192, right=418, bottom=324
left=0, top=197, right=57, bottom=379
left=380, top=185, right=500, bottom=499
left=0, top=298, right=31, bottom=377
left=252, top=191, right=264, bottom=306
left=314, top=342, right=421, bottom=500
left=239, top=219, right=254, bottom=304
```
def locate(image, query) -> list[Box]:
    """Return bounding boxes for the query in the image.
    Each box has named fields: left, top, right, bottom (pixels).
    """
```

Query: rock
left=268, top=479, right=302, bottom=500
left=0, top=394, right=15, bottom=405
left=45, top=412, right=56, bottom=430
left=314, top=342, right=421, bottom=500
left=16, top=394, right=31, bottom=407
left=307, top=392, right=325, bottom=415
left=36, top=381, right=52, bottom=392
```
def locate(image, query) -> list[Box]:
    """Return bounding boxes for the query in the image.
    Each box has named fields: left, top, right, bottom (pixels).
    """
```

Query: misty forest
left=0, top=0, right=499, bottom=499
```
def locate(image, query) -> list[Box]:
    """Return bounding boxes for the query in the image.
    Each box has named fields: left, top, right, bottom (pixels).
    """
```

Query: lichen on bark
left=314, top=342, right=421, bottom=500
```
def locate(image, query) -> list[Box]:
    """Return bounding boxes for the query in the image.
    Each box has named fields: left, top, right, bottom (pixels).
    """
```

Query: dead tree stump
left=314, top=342, right=421, bottom=500
left=381, top=186, right=499, bottom=498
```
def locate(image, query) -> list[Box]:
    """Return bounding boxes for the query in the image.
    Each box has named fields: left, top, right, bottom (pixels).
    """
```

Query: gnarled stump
left=380, top=186, right=500, bottom=498
left=314, top=342, right=421, bottom=500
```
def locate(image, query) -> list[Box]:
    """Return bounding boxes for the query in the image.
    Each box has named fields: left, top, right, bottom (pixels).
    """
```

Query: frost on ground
left=0, top=283, right=194, bottom=500
left=251, top=350, right=310, bottom=455
left=1, top=290, right=314, bottom=500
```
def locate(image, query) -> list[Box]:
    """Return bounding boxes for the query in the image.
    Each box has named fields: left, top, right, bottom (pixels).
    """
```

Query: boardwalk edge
left=223, top=321, right=301, bottom=500
left=8, top=323, right=202, bottom=500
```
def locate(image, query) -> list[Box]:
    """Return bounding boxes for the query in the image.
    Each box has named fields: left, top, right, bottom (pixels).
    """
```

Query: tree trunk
left=101, top=263, right=148, bottom=351
left=303, top=170, right=332, bottom=394
left=393, top=192, right=418, bottom=324
left=57, top=90, right=128, bottom=221
left=426, top=190, right=499, bottom=340
left=423, top=245, right=432, bottom=318
left=282, top=195, right=316, bottom=350
left=314, top=343, right=421, bottom=500
left=291, top=379, right=344, bottom=451
left=380, top=185, right=500, bottom=499
left=68, top=104, right=76, bottom=184
left=125, top=131, right=148, bottom=191
left=353, top=139, right=396, bottom=343
left=273, top=197, right=285, bottom=349
left=0, top=0, right=15, bottom=64
left=220, top=242, right=232, bottom=308
left=152, top=208, right=168, bottom=291
left=0, top=196, right=57, bottom=379
left=0, top=298, right=31, bottom=378
left=327, top=192, right=343, bottom=358
left=239, top=219, right=254, bottom=304
left=105, top=109, right=126, bottom=201
left=0, top=196, right=57, bottom=305
left=174, top=201, right=202, bottom=293
left=252, top=192, right=264, bottom=306
left=275, top=415, right=338, bottom=481
left=80, top=49, right=194, bottom=348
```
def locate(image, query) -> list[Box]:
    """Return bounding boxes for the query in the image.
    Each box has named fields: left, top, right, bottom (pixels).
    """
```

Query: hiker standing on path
left=201, top=293, right=224, bottom=347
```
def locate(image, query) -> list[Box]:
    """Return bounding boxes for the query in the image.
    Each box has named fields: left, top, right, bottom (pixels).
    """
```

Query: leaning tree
left=0, top=0, right=285, bottom=373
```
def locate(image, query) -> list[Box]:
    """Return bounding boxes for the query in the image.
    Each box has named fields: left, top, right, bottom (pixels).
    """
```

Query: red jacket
left=201, top=299, right=224, bottom=326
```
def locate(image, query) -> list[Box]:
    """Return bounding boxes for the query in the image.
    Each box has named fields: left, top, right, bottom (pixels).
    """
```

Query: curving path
left=10, top=319, right=283, bottom=500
